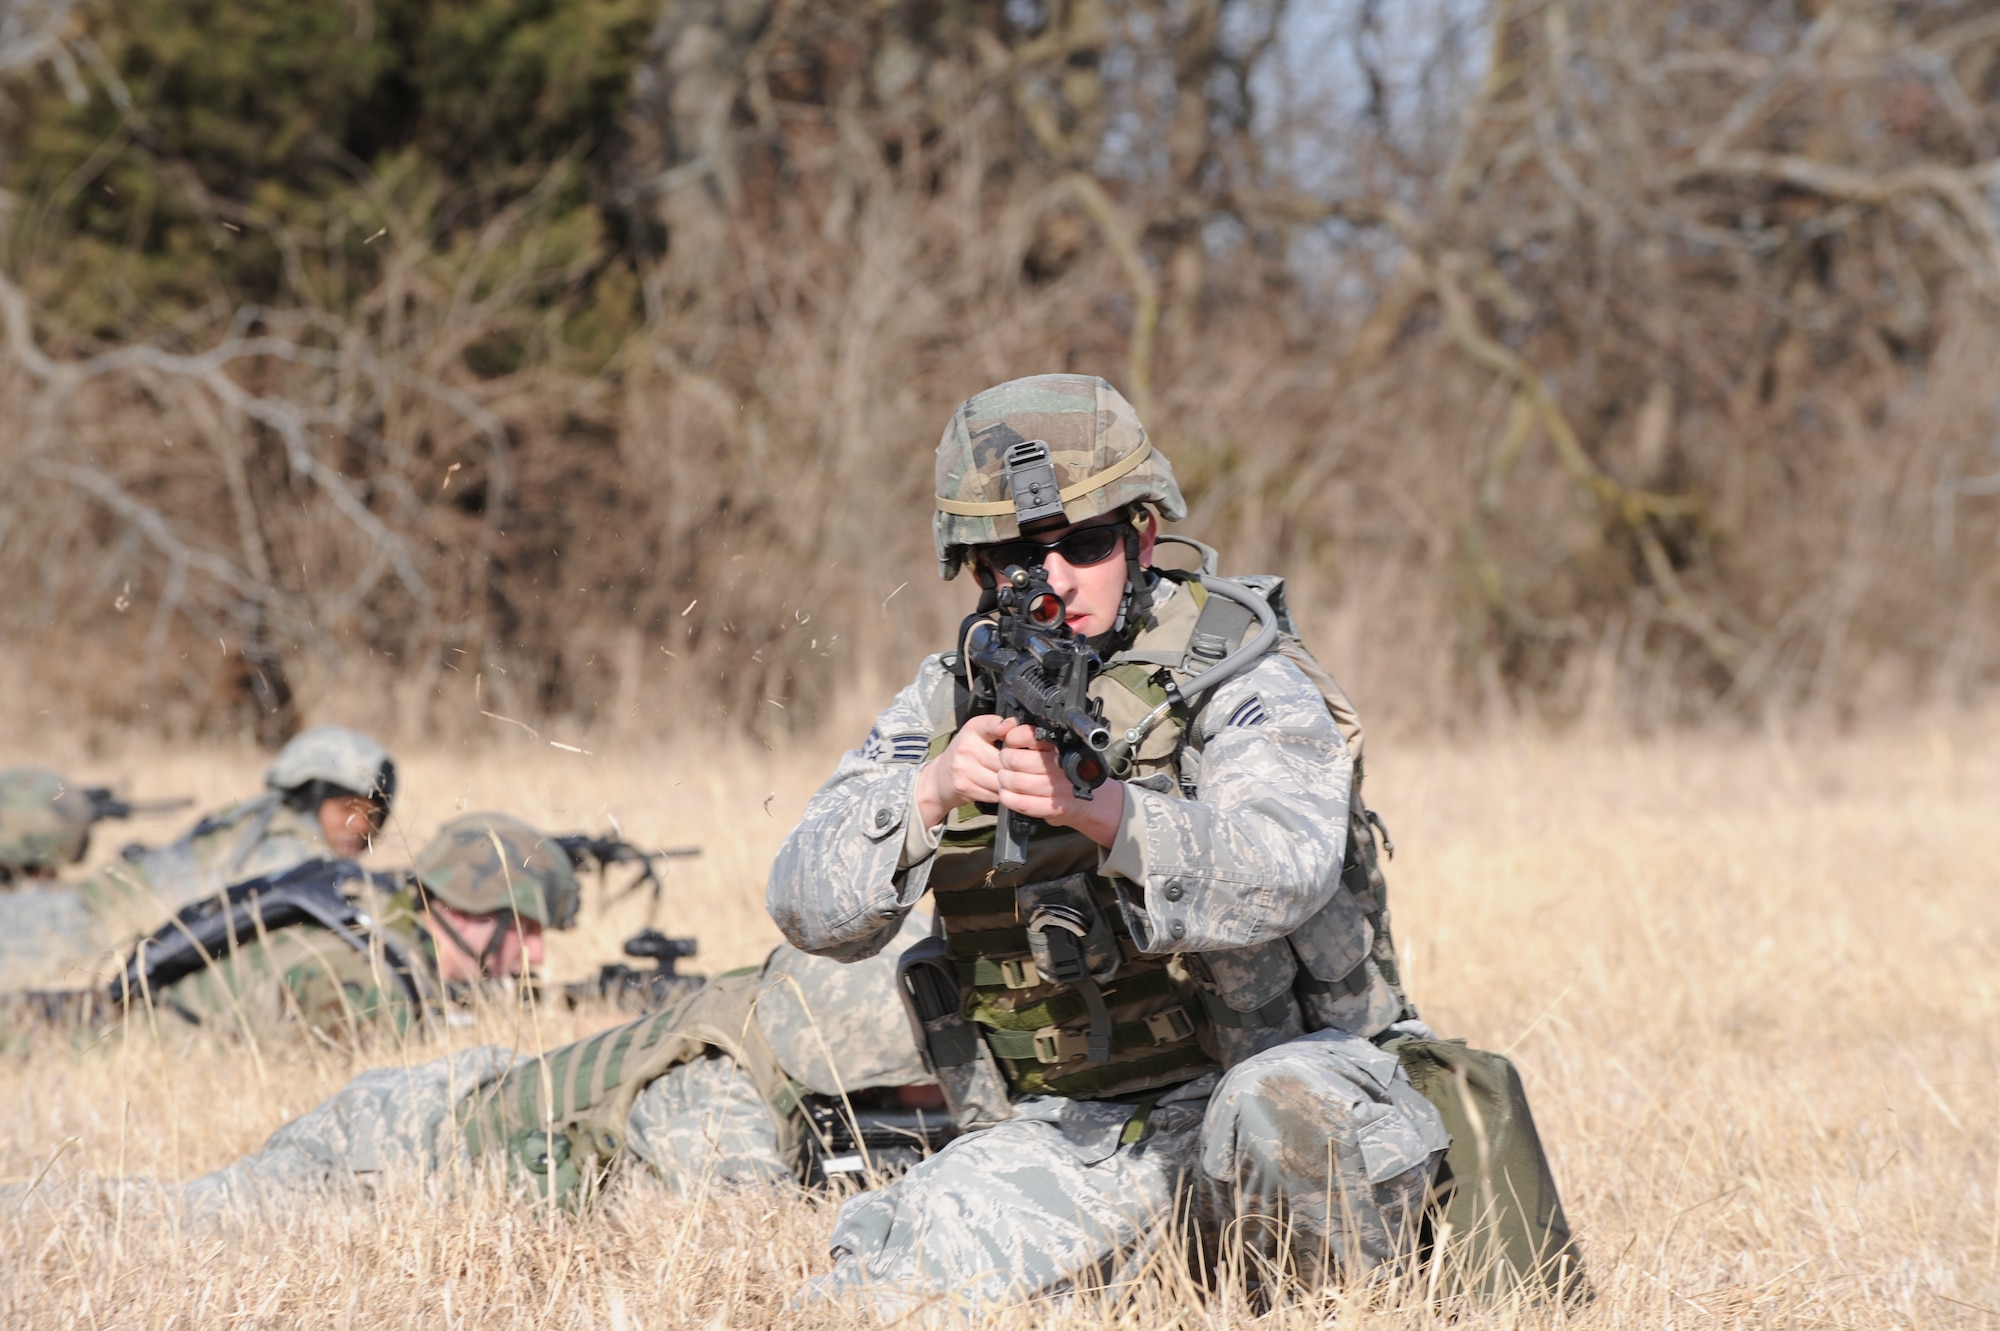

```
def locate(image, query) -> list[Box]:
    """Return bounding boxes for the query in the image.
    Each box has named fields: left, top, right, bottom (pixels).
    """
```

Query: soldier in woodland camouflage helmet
left=174, top=912, right=942, bottom=1217
left=406, top=812, right=578, bottom=984
left=147, top=812, right=576, bottom=1041
left=0, top=768, right=95, bottom=882
left=0, top=769, right=105, bottom=992
left=932, top=372, right=1188, bottom=643
left=766, top=374, right=1451, bottom=1310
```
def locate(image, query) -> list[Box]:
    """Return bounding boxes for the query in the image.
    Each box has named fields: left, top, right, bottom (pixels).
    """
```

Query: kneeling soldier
left=766, top=375, right=1451, bottom=1309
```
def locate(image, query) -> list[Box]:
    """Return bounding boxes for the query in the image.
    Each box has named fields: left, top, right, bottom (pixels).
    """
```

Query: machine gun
left=82, top=787, right=193, bottom=825
left=18, top=858, right=422, bottom=1027
left=558, top=928, right=703, bottom=1013
left=960, top=564, right=1112, bottom=867
left=553, top=833, right=700, bottom=910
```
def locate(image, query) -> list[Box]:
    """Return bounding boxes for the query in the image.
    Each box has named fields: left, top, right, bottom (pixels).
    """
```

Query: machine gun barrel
left=83, top=787, right=193, bottom=822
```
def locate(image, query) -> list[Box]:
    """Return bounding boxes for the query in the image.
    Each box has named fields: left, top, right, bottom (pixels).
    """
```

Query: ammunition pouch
left=1020, top=874, right=1121, bottom=1064
left=1194, top=938, right=1305, bottom=1066
left=896, top=936, right=1013, bottom=1130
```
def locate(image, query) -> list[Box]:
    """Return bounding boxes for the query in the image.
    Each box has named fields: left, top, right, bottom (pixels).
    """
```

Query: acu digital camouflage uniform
left=152, top=811, right=578, bottom=1042
left=0, top=768, right=101, bottom=988
left=87, top=727, right=396, bottom=931
left=765, top=374, right=1449, bottom=1310
left=178, top=914, right=937, bottom=1217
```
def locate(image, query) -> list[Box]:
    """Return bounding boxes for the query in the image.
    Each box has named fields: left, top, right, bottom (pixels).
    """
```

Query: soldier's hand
left=915, top=714, right=1016, bottom=828
left=995, top=726, right=1125, bottom=848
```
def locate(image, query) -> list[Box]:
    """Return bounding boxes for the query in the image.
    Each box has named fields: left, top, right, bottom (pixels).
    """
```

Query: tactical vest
left=925, top=569, right=1414, bottom=1104
left=457, top=968, right=800, bottom=1206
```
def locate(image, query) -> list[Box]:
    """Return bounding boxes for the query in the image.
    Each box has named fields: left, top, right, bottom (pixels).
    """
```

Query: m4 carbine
left=960, top=564, right=1112, bottom=867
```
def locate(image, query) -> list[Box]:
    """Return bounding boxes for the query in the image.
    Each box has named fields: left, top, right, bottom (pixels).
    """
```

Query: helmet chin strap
left=1099, top=519, right=1156, bottom=652
left=424, top=902, right=517, bottom=978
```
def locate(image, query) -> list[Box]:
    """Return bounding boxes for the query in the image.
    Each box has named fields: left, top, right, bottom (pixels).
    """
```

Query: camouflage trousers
left=180, top=1044, right=789, bottom=1219
left=806, top=1027, right=1449, bottom=1311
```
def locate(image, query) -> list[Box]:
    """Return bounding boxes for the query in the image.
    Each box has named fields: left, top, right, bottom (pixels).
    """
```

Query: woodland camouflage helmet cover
left=412, top=813, right=579, bottom=929
left=932, top=374, right=1187, bottom=579
left=0, top=768, right=93, bottom=871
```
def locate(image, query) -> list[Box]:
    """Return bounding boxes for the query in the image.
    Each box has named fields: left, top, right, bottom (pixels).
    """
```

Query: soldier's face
left=430, top=905, right=546, bottom=983
left=317, top=794, right=381, bottom=858
left=979, top=512, right=1156, bottom=639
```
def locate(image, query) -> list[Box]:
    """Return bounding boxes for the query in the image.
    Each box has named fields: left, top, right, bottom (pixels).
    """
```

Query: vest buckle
left=998, top=957, right=1041, bottom=989
left=1031, top=1026, right=1085, bottom=1064
left=1145, top=1006, right=1195, bottom=1044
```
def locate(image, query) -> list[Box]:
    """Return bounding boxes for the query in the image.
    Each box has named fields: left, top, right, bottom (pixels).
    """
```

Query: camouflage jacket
left=81, top=793, right=333, bottom=928
left=151, top=879, right=432, bottom=1041
left=767, top=578, right=1356, bottom=966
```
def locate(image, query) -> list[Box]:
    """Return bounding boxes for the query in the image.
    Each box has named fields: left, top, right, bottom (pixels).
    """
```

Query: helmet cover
left=265, top=726, right=396, bottom=809
left=932, top=374, right=1187, bottom=579
left=0, top=768, right=93, bottom=871
left=412, top=812, right=578, bottom=929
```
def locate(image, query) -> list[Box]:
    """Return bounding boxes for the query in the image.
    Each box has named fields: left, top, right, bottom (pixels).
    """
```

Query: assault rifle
left=558, top=928, right=703, bottom=1013
left=17, top=858, right=421, bottom=1027
left=553, top=833, right=700, bottom=909
left=960, top=564, right=1111, bottom=867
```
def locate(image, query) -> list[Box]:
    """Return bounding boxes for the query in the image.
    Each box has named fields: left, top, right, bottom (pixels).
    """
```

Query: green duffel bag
left=1386, top=1036, right=1590, bottom=1306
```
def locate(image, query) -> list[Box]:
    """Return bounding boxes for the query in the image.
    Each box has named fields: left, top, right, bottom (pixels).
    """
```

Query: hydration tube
left=1104, top=570, right=1281, bottom=775
left=1181, top=573, right=1280, bottom=701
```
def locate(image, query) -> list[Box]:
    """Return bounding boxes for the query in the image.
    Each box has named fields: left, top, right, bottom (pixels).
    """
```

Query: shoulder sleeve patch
left=1226, top=695, right=1268, bottom=728
left=862, top=728, right=933, bottom=765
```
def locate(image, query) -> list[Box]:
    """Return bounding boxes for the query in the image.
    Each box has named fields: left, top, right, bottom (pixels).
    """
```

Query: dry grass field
left=2, top=710, right=1997, bottom=1328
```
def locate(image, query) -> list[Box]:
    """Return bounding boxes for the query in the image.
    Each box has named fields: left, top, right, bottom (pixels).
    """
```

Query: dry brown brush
left=2, top=0, right=2000, bottom=745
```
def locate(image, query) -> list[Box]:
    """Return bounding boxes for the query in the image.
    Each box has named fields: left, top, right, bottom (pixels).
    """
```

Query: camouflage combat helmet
left=755, top=910, right=935, bottom=1095
left=412, top=812, right=579, bottom=929
left=0, top=768, right=93, bottom=874
left=932, top=373, right=1187, bottom=580
left=265, top=726, right=396, bottom=809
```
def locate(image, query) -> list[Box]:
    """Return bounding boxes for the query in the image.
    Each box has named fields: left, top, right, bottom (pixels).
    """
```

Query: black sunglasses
left=979, top=522, right=1126, bottom=573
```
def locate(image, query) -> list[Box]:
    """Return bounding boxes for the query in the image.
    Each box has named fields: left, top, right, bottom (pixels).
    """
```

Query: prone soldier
left=92, top=725, right=397, bottom=920
left=20, top=812, right=577, bottom=1042
left=173, top=912, right=946, bottom=1216
left=0, top=767, right=187, bottom=988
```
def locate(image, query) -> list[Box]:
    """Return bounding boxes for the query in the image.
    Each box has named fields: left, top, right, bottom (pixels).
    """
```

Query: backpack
left=1386, top=1036, right=1590, bottom=1305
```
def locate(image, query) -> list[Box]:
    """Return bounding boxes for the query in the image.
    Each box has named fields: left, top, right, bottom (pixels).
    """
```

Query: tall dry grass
left=3, top=709, right=1997, bottom=1326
